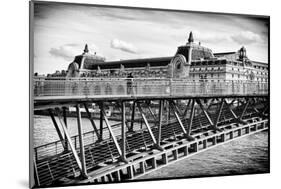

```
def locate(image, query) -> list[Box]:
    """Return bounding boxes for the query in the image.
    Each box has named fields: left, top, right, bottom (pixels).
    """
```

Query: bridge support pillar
left=76, top=105, right=88, bottom=178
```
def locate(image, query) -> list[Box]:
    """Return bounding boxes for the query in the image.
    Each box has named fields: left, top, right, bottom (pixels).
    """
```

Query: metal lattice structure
left=32, top=77, right=269, bottom=187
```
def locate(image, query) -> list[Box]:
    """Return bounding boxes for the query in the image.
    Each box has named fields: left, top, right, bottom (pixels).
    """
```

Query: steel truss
left=33, top=96, right=269, bottom=187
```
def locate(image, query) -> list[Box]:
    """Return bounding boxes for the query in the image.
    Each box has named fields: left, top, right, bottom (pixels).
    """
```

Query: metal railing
left=33, top=77, right=268, bottom=99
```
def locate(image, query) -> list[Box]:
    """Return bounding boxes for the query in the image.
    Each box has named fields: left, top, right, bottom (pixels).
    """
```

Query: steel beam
left=84, top=103, right=102, bottom=141
left=157, top=100, right=163, bottom=145
left=130, top=101, right=136, bottom=132
left=223, top=99, right=248, bottom=124
left=173, top=100, right=183, bottom=117
left=170, top=101, right=194, bottom=140
left=56, top=109, right=83, bottom=172
left=239, top=98, right=250, bottom=120
left=48, top=109, right=66, bottom=150
left=183, top=100, right=190, bottom=118
left=262, top=104, right=269, bottom=115
left=33, top=157, right=40, bottom=186
left=196, top=99, right=214, bottom=126
left=121, top=101, right=127, bottom=160
left=223, top=99, right=238, bottom=119
left=62, top=107, right=69, bottom=151
left=170, top=102, right=187, bottom=135
left=76, top=105, right=88, bottom=178
left=99, top=102, right=104, bottom=140
left=213, top=98, right=224, bottom=130
left=147, top=104, right=158, bottom=123
left=186, top=99, right=195, bottom=139
left=101, top=109, right=126, bottom=162
left=166, top=101, right=169, bottom=124
left=137, top=103, right=163, bottom=150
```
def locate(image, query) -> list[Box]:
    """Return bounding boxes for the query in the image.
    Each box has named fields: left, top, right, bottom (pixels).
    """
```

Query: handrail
left=33, top=77, right=268, bottom=99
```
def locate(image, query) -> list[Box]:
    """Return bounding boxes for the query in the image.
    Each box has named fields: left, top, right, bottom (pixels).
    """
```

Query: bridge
left=32, top=77, right=269, bottom=187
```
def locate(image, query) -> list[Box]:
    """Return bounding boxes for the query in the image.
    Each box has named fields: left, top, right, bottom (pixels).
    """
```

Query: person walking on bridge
left=127, top=73, right=134, bottom=95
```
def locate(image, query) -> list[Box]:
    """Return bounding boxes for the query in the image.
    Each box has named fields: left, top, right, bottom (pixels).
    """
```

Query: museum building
left=65, top=32, right=268, bottom=83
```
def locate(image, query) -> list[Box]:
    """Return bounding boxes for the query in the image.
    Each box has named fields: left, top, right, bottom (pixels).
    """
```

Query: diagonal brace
left=239, top=98, right=250, bottom=120
left=213, top=98, right=224, bottom=131
left=196, top=99, right=214, bottom=126
left=83, top=103, right=102, bottom=141
left=101, top=109, right=128, bottom=162
left=170, top=101, right=194, bottom=141
left=55, top=109, right=83, bottom=172
left=137, top=103, right=163, bottom=151
left=48, top=109, right=66, bottom=150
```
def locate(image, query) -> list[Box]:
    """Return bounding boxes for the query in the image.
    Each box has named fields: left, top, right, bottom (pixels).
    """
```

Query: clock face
left=171, top=54, right=186, bottom=69
left=170, top=54, right=187, bottom=78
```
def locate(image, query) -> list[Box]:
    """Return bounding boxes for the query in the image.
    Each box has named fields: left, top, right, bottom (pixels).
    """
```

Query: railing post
left=121, top=101, right=127, bottom=161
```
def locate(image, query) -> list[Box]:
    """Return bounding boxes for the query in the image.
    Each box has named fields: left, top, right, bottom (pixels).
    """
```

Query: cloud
left=110, top=39, right=138, bottom=54
left=231, top=31, right=262, bottom=45
left=49, top=43, right=99, bottom=61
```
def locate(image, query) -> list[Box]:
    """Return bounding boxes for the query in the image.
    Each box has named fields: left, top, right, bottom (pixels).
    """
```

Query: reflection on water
left=33, top=115, right=269, bottom=178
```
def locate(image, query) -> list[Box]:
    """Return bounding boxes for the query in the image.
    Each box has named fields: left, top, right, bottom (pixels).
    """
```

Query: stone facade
left=65, top=32, right=268, bottom=83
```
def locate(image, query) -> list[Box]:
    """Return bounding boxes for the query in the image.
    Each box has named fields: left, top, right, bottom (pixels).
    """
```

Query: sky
left=33, top=2, right=269, bottom=74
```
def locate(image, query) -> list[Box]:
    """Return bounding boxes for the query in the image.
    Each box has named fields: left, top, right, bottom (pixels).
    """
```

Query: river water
left=33, top=115, right=269, bottom=178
